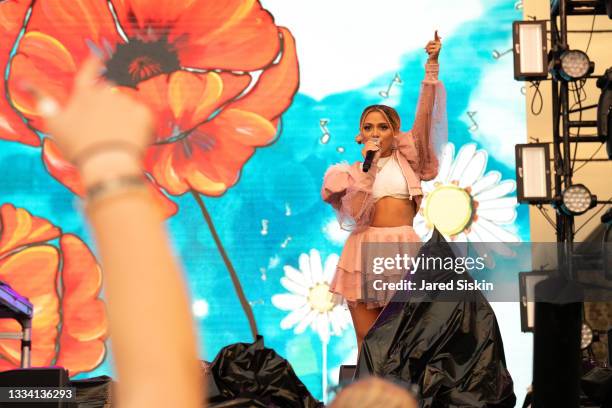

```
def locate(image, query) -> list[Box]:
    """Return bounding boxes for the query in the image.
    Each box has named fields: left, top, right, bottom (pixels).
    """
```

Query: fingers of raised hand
left=74, top=56, right=107, bottom=91
left=425, top=42, right=441, bottom=56
left=15, top=80, right=60, bottom=119
left=37, top=95, right=61, bottom=118
left=365, top=140, right=380, bottom=151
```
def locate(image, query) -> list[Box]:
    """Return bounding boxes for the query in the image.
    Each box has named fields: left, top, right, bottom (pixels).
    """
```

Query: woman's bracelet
left=84, top=174, right=148, bottom=208
left=71, top=141, right=143, bottom=168
left=425, top=61, right=439, bottom=82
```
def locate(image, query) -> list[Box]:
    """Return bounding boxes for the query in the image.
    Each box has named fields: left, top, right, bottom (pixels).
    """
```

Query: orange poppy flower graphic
left=0, top=0, right=38, bottom=146
left=0, top=0, right=299, bottom=340
left=1, top=0, right=299, bottom=200
left=0, top=204, right=107, bottom=376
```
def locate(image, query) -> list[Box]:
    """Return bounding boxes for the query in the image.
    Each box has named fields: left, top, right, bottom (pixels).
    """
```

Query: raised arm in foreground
left=38, top=57, right=203, bottom=408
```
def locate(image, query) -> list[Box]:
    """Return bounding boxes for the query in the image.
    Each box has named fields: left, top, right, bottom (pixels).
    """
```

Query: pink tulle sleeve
left=321, top=162, right=377, bottom=232
left=409, top=62, right=448, bottom=180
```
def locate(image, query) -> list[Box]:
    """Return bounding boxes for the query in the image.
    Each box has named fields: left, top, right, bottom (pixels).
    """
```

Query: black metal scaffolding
left=550, top=0, right=610, bottom=244
left=532, top=2, right=610, bottom=407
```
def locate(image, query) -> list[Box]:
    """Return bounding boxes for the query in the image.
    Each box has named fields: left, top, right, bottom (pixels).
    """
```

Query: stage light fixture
left=581, top=322, right=594, bottom=350
left=558, top=184, right=597, bottom=216
left=515, top=143, right=552, bottom=203
left=512, top=20, right=548, bottom=81
left=519, top=271, right=549, bottom=332
left=603, top=208, right=612, bottom=225
left=596, top=67, right=612, bottom=159
left=561, top=51, right=590, bottom=78
left=554, top=49, right=595, bottom=81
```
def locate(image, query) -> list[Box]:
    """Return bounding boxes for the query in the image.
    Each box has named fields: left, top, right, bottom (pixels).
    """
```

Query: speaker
left=532, top=299, right=582, bottom=407
left=0, top=367, right=75, bottom=407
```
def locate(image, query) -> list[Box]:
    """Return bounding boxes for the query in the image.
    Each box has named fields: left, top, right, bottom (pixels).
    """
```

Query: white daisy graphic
left=272, top=249, right=352, bottom=403
left=414, top=143, right=520, bottom=248
left=272, top=249, right=352, bottom=343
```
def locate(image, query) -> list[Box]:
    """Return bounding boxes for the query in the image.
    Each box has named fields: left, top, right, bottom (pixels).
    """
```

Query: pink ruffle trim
left=329, top=225, right=421, bottom=309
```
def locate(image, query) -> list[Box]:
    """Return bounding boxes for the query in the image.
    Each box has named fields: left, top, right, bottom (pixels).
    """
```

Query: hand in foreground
left=36, top=57, right=153, bottom=168
left=425, top=30, right=442, bottom=63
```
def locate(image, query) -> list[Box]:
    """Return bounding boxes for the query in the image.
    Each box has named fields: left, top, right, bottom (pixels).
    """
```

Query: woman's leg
left=348, top=302, right=383, bottom=351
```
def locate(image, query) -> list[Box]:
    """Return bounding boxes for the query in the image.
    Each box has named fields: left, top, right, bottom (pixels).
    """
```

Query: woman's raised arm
left=410, top=32, right=447, bottom=181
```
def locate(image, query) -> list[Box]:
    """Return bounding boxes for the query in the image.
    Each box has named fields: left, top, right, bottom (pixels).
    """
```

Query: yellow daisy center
left=423, top=184, right=473, bottom=236
left=308, top=283, right=334, bottom=313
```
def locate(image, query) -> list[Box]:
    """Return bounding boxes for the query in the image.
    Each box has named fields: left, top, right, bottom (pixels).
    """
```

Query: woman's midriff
left=370, top=196, right=416, bottom=227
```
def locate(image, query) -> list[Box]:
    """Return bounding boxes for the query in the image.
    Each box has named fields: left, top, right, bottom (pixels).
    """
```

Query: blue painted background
left=0, top=0, right=532, bottom=404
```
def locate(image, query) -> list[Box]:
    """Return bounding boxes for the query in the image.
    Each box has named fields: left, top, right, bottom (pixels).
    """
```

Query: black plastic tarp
left=69, top=375, right=113, bottom=407
left=208, top=336, right=323, bottom=408
left=355, top=229, right=517, bottom=408
left=64, top=338, right=321, bottom=408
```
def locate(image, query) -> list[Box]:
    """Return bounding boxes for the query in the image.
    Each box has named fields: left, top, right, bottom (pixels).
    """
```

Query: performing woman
left=321, top=32, right=446, bottom=350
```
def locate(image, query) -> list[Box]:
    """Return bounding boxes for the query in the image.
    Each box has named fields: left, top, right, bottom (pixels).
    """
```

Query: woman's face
left=361, top=110, right=395, bottom=156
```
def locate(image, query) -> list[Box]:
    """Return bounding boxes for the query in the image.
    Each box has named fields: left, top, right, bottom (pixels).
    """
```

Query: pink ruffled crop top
left=321, top=61, right=447, bottom=232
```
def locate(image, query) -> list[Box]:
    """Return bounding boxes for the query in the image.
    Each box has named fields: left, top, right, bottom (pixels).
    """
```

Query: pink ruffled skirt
left=329, top=225, right=421, bottom=309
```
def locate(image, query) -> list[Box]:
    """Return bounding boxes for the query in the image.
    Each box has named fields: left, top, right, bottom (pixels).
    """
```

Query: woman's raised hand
left=425, top=30, right=442, bottom=62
